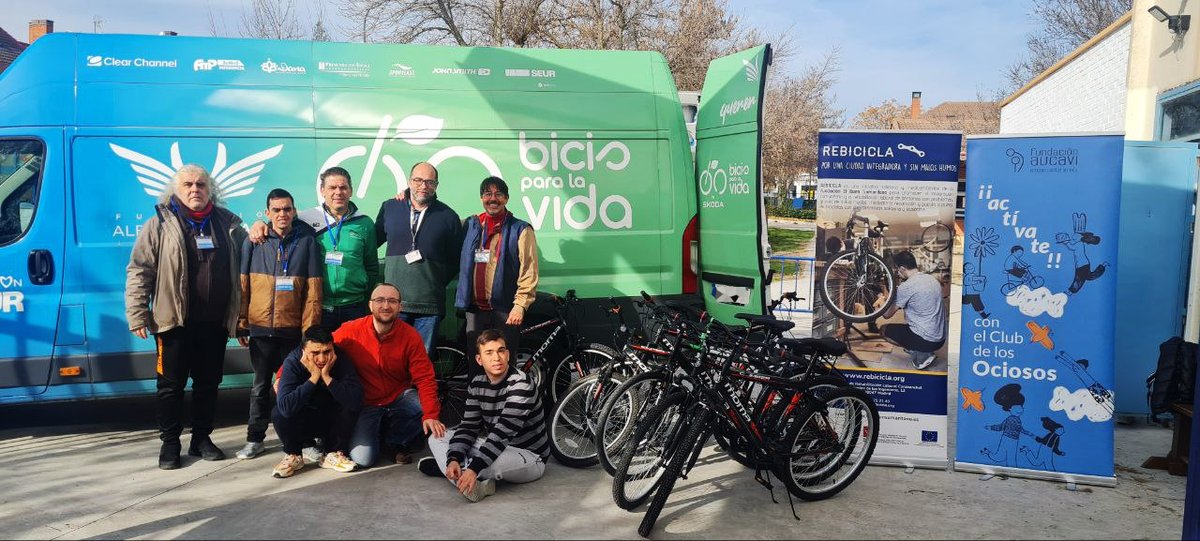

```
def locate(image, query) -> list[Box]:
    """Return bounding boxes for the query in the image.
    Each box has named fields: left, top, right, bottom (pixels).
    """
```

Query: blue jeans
left=349, top=388, right=424, bottom=468
left=399, top=312, right=440, bottom=355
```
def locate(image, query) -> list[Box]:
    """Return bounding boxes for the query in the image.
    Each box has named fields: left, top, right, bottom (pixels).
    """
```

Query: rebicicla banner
left=813, top=130, right=961, bottom=469
left=955, top=134, right=1121, bottom=486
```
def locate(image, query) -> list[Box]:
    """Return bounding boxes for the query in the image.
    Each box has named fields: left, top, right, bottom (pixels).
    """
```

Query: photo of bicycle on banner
left=813, top=200, right=955, bottom=372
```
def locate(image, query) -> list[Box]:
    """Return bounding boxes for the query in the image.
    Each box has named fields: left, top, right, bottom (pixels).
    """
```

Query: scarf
left=172, top=196, right=215, bottom=222
left=478, top=210, right=511, bottom=238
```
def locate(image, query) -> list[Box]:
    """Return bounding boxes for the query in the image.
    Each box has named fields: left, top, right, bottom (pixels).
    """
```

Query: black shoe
left=159, top=440, right=182, bottom=470
left=418, top=456, right=442, bottom=477
left=188, top=436, right=227, bottom=461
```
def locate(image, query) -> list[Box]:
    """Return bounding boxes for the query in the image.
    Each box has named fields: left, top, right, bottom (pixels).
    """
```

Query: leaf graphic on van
left=109, top=143, right=176, bottom=197
left=391, top=115, right=444, bottom=145
left=742, top=58, right=760, bottom=82
left=214, top=144, right=285, bottom=198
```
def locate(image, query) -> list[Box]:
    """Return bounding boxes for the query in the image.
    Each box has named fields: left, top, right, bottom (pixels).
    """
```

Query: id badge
left=405, top=250, right=424, bottom=264
left=473, top=249, right=491, bottom=264
left=275, top=277, right=295, bottom=291
left=325, top=251, right=344, bottom=266
left=196, top=236, right=215, bottom=250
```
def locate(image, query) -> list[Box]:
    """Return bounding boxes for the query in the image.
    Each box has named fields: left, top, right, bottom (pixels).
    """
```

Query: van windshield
left=0, top=139, right=45, bottom=246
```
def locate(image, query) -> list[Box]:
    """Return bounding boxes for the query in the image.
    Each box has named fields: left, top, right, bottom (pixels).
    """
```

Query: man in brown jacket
left=125, top=164, right=247, bottom=470
left=235, top=188, right=323, bottom=460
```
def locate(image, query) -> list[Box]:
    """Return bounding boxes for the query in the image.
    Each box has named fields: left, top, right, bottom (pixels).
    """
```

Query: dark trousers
left=962, top=293, right=986, bottom=315
left=247, top=336, right=300, bottom=443
left=273, top=403, right=360, bottom=456
left=881, top=323, right=945, bottom=354
left=465, top=309, right=520, bottom=356
left=155, top=322, right=228, bottom=442
left=321, top=303, right=369, bottom=334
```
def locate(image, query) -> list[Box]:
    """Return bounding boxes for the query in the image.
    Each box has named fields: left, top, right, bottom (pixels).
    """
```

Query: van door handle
left=28, top=249, right=55, bottom=285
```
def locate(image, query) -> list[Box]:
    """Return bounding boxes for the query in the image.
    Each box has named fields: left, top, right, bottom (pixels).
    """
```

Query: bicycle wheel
left=612, top=391, right=689, bottom=510
left=921, top=222, right=953, bottom=254
left=434, top=345, right=470, bottom=428
left=549, top=343, right=619, bottom=404
left=772, top=386, right=879, bottom=501
left=549, top=373, right=623, bottom=468
left=638, top=408, right=712, bottom=539
left=819, top=250, right=896, bottom=323
left=595, top=370, right=671, bottom=476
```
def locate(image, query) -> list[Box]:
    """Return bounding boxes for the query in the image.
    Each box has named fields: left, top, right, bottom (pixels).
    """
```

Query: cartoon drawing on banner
left=961, top=386, right=985, bottom=411
left=1026, top=321, right=1054, bottom=350
left=1002, top=245, right=1045, bottom=295
left=1021, top=416, right=1067, bottom=471
left=1052, top=350, right=1115, bottom=421
left=980, top=383, right=1036, bottom=467
left=1057, top=212, right=1109, bottom=296
left=964, top=226, right=999, bottom=319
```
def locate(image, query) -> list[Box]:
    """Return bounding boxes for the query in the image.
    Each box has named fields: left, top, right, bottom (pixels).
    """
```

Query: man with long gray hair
left=126, top=164, right=247, bottom=470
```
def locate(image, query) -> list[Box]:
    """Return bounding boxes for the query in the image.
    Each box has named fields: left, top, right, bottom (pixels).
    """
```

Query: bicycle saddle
left=734, top=313, right=795, bottom=332
left=779, top=337, right=847, bottom=357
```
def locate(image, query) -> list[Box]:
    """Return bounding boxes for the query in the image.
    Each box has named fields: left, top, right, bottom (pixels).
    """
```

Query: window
left=0, top=139, right=46, bottom=246
left=1160, top=87, right=1200, bottom=142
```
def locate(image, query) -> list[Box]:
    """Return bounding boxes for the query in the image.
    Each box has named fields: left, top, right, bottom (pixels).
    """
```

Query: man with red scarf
left=126, top=164, right=247, bottom=470
left=454, top=177, right=539, bottom=355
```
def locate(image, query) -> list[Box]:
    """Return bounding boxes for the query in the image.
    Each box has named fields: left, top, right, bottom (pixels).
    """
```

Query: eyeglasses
left=410, top=177, right=439, bottom=187
left=481, top=191, right=508, bottom=198
left=369, top=297, right=401, bottom=305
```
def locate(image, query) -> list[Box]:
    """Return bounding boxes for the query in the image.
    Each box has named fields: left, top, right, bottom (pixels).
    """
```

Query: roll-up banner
left=813, top=130, right=961, bottom=469
left=955, top=134, right=1121, bottom=486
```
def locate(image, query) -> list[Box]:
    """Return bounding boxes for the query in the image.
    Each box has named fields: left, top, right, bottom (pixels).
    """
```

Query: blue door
left=0, top=132, right=65, bottom=400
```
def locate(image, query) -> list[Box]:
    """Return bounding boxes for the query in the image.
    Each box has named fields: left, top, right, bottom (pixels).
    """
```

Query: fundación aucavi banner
left=955, top=134, right=1121, bottom=486
left=813, top=130, right=961, bottom=469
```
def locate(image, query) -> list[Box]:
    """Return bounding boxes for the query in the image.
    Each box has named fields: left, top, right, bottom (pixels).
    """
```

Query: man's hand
left=300, top=352, right=320, bottom=383
left=445, top=459, right=461, bottom=481
left=506, top=307, right=524, bottom=326
left=320, top=353, right=337, bottom=384
left=456, top=468, right=478, bottom=496
left=423, top=418, right=446, bottom=439
left=132, top=327, right=148, bottom=339
left=238, top=336, right=250, bottom=347
left=248, top=220, right=269, bottom=244
left=394, top=190, right=408, bottom=201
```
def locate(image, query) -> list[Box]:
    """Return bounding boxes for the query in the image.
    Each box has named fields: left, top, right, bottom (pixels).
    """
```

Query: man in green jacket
left=251, top=166, right=380, bottom=333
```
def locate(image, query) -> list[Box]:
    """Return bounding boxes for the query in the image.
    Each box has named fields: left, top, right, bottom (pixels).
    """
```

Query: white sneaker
left=302, top=446, right=324, bottom=464
left=911, top=351, right=936, bottom=370
left=235, top=441, right=265, bottom=459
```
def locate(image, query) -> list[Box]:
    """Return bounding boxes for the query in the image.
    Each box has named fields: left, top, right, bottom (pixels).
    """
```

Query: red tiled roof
left=0, top=26, right=28, bottom=74
left=891, top=101, right=1000, bottom=135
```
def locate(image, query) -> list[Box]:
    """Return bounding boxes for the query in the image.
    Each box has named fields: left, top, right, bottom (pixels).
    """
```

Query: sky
left=1, top=0, right=1040, bottom=118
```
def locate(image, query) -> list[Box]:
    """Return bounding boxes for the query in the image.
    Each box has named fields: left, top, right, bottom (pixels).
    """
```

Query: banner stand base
left=953, top=461, right=1116, bottom=488
left=870, top=455, right=949, bottom=471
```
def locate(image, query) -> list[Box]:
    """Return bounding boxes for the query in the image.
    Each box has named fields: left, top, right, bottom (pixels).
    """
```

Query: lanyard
left=410, top=205, right=427, bottom=251
left=322, top=209, right=346, bottom=250
left=277, top=233, right=295, bottom=275
left=171, top=201, right=211, bottom=236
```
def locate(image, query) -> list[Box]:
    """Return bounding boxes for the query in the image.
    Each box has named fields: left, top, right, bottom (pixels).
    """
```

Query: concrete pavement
left=0, top=283, right=1189, bottom=539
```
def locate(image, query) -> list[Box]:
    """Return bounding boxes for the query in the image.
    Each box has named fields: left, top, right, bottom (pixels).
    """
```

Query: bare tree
left=1004, top=0, right=1131, bottom=92
left=850, top=98, right=907, bottom=130
left=761, top=50, right=844, bottom=195
left=239, top=0, right=307, bottom=40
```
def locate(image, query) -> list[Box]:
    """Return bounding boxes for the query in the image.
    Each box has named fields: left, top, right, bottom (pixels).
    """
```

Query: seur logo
left=109, top=142, right=284, bottom=199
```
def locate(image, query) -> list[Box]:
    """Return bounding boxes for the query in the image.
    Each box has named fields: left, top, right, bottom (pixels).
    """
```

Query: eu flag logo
left=921, top=430, right=938, bottom=443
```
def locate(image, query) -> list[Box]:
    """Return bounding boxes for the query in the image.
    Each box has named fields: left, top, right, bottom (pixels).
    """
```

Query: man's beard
left=373, top=312, right=396, bottom=325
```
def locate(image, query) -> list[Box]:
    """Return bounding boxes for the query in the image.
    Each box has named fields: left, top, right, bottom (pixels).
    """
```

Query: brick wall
left=1000, top=22, right=1131, bottom=134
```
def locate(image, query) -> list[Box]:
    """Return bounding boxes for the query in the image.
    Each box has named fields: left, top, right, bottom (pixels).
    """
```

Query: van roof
left=0, top=33, right=680, bottom=130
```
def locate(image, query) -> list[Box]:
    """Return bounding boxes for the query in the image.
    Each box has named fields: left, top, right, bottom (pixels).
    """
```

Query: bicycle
left=431, top=341, right=470, bottom=428
left=818, top=217, right=897, bottom=322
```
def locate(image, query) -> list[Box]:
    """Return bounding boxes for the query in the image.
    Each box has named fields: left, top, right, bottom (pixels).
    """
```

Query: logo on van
left=318, top=61, right=370, bottom=78
left=261, top=58, right=307, bottom=74
left=86, top=55, right=178, bottom=68
left=743, top=57, right=760, bottom=82
left=388, top=64, right=415, bottom=77
left=194, top=59, right=246, bottom=72
left=109, top=142, right=285, bottom=199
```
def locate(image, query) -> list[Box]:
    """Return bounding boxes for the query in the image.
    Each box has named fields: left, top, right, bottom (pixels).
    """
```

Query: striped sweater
left=447, top=366, right=548, bottom=473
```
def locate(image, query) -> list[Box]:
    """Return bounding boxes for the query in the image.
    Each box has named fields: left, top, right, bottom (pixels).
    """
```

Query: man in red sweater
left=336, top=283, right=445, bottom=468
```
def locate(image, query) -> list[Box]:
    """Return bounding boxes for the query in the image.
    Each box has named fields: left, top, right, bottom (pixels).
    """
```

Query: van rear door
left=0, top=132, right=63, bottom=399
left=694, top=45, right=771, bottom=323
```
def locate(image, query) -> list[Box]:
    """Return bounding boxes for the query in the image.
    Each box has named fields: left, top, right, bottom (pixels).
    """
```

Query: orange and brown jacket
left=238, top=227, right=322, bottom=339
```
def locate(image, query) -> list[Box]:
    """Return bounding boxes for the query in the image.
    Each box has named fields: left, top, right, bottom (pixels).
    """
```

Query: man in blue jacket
left=269, top=326, right=363, bottom=478
left=455, top=177, right=539, bottom=355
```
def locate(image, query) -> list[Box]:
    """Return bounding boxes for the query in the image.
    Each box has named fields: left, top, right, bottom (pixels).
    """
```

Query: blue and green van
left=0, top=32, right=771, bottom=403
